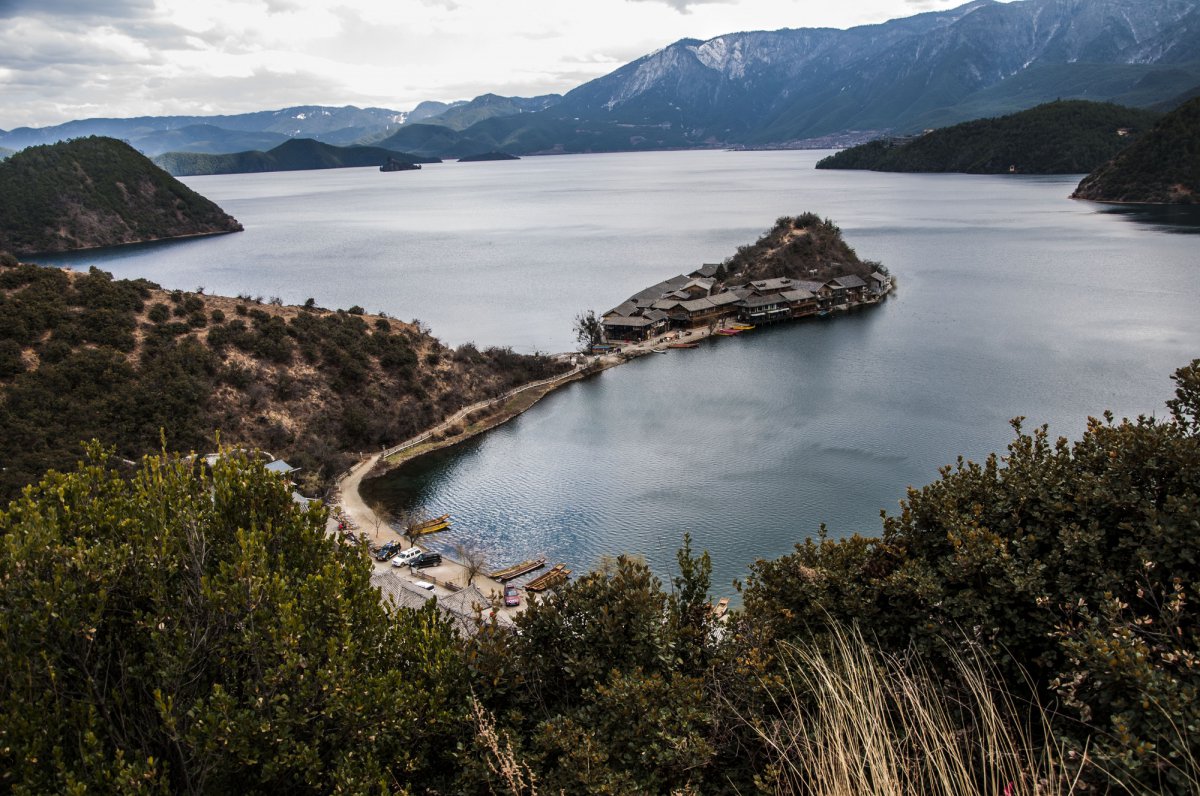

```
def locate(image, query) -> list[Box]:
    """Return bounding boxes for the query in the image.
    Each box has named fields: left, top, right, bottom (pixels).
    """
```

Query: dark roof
left=602, top=315, right=655, bottom=327
left=831, top=274, right=867, bottom=289
left=690, top=263, right=721, bottom=278
left=780, top=288, right=817, bottom=302
left=794, top=280, right=826, bottom=293
left=739, top=293, right=788, bottom=308
left=870, top=271, right=888, bottom=283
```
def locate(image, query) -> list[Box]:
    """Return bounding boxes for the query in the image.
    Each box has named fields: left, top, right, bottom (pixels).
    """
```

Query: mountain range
left=2, top=0, right=1198, bottom=159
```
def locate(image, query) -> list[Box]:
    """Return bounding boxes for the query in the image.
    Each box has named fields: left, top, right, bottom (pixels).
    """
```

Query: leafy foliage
left=0, top=136, right=242, bottom=255
left=816, top=100, right=1161, bottom=174
left=0, top=447, right=469, bottom=794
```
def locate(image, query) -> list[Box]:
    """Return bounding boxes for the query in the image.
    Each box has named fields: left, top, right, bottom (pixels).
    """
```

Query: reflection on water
left=1096, top=203, right=1200, bottom=233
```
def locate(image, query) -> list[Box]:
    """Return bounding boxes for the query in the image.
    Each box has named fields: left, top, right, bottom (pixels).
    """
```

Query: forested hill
left=0, top=137, right=242, bottom=255
left=153, top=138, right=438, bottom=177
left=1073, top=96, right=1200, bottom=204
left=720, top=213, right=883, bottom=284
left=816, top=101, right=1160, bottom=174
left=0, top=259, right=569, bottom=502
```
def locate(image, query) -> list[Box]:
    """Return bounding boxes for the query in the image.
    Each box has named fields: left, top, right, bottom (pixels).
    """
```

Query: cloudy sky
left=1, top=0, right=976, bottom=129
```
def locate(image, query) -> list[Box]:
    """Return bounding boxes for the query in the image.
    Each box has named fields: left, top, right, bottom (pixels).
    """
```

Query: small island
left=380, top=157, right=421, bottom=172
left=457, top=151, right=520, bottom=162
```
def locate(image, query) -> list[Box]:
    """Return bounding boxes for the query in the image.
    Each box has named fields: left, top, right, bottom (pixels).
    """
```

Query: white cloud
left=624, top=0, right=736, bottom=14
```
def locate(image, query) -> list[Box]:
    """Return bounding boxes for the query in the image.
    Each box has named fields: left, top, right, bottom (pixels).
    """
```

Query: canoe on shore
left=525, top=563, right=571, bottom=592
left=409, top=513, right=450, bottom=532
left=668, top=342, right=699, bottom=349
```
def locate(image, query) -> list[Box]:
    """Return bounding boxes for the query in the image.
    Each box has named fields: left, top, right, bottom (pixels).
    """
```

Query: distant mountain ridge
left=153, top=138, right=439, bottom=177
left=2, top=0, right=1197, bottom=159
left=0, top=137, right=241, bottom=255
left=815, top=100, right=1161, bottom=174
left=546, top=0, right=1200, bottom=146
left=0, top=106, right=412, bottom=156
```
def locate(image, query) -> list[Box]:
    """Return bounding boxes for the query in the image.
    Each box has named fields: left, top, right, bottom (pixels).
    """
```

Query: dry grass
left=739, top=624, right=1084, bottom=796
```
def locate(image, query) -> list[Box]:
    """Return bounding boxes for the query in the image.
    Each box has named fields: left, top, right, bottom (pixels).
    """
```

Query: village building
left=600, top=264, right=890, bottom=343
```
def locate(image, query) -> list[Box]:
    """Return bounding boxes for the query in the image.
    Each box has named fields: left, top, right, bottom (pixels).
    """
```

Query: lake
left=41, top=151, right=1200, bottom=594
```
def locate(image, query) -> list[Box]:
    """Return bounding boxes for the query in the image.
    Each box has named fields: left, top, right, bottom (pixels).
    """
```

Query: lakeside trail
left=329, top=318, right=736, bottom=609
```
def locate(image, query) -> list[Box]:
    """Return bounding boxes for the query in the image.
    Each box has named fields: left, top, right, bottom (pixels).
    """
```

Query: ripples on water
left=41, top=152, right=1200, bottom=595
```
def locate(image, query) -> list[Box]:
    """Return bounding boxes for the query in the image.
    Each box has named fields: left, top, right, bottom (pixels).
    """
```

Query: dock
left=489, top=556, right=547, bottom=582
left=525, top=563, right=571, bottom=592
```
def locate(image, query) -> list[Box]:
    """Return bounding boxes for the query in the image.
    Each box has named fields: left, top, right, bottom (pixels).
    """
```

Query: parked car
left=504, top=585, right=520, bottom=607
left=390, top=548, right=422, bottom=567
left=374, top=541, right=401, bottom=561
left=412, top=551, right=442, bottom=569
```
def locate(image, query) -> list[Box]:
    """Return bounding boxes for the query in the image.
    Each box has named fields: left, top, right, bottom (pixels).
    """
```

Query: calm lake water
left=42, top=151, right=1200, bottom=594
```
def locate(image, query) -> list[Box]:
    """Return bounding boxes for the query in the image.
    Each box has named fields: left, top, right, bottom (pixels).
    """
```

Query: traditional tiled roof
left=748, top=277, right=795, bottom=293
left=602, top=315, right=655, bottom=327
left=831, top=274, right=867, bottom=289
left=794, top=280, right=827, bottom=294
left=780, top=289, right=817, bottom=302
left=739, top=293, right=788, bottom=308
left=690, top=264, right=721, bottom=279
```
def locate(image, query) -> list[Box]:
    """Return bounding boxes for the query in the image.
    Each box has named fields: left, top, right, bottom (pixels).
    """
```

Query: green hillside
left=0, top=137, right=241, bottom=255
left=1073, top=96, right=1200, bottom=203
left=816, top=100, right=1160, bottom=174
left=153, top=138, right=439, bottom=176
left=0, top=261, right=568, bottom=502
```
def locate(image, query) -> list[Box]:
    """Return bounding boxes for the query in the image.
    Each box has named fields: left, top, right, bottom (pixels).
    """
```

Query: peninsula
left=600, top=214, right=890, bottom=345
left=153, top=137, right=437, bottom=177
left=1072, top=96, right=1200, bottom=204
left=816, top=100, right=1159, bottom=175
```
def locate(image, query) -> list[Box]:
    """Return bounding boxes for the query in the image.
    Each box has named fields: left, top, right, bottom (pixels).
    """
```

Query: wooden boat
left=652, top=347, right=668, bottom=354
left=731, top=323, right=754, bottom=331
left=715, top=328, right=742, bottom=336
left=410, top=519, right=451, bottom=536
left=489, top=557, right=547, bottom=581
left=711, top=597, right=730, bottom=618
left=667, top=342, right=699, bottom=349
left=525, top=563, right=571, bottom=592
left=409, top=513, right=450, bottom=532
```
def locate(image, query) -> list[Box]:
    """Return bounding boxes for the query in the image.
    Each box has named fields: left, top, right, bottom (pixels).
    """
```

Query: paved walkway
left=331, top=361, right=594, bottom=616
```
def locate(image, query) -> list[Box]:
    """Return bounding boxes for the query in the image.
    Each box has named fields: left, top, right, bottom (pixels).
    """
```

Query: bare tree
left=454, top=542, right=489, bottom=587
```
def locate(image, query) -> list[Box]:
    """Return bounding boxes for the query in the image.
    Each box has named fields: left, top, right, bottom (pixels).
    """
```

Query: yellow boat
left=410, top=519, right=451, bottom=536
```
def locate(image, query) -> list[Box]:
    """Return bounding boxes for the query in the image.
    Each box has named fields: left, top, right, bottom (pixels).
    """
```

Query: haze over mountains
left=2, top=0, right=1198, bottom=159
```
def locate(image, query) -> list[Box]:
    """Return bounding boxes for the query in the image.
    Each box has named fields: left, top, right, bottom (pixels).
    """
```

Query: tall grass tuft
left=740, top=624, right=1083, bottom=796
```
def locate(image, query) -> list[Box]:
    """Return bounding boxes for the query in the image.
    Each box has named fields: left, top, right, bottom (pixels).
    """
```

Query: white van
left=390, top=547, right=422, bottom=567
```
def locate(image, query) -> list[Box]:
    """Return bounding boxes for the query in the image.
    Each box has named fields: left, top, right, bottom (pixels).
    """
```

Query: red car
left=504, top=585, right=520, bottom=607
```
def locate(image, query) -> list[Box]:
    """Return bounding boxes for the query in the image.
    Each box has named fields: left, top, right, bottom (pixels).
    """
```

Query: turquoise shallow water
left=42, top=150, right=1200, bottom=593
